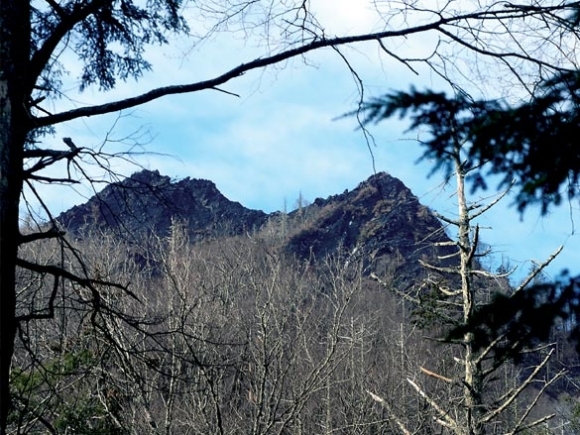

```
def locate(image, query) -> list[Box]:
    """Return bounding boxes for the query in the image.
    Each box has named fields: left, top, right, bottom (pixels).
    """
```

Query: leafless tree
left=10, top=220, right=392, bottom=434
left=366, top=101, right=565, bottom=435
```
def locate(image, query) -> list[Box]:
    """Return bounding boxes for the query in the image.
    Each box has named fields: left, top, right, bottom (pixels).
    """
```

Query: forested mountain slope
left=20, top=169, right=572, bottom=435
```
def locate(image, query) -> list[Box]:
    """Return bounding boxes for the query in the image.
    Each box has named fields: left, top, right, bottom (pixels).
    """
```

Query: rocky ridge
left=57, top=170, right=268, bottom=243
left=57, top=169, right=454, bottom=281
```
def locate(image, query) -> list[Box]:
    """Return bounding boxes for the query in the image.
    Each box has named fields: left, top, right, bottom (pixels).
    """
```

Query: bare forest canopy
left=10, top=168, right=579, bottom=434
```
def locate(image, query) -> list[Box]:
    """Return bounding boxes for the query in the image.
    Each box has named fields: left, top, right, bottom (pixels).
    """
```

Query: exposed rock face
left=57, top=169, right=454, bottom=280
left=283, top=172, right=454, bottom=280
left=57, top=170, right=268, bottom=243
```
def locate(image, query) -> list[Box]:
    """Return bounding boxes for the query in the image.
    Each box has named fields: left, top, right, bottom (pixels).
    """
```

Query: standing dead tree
left=358, top=90, right=566, bottom=435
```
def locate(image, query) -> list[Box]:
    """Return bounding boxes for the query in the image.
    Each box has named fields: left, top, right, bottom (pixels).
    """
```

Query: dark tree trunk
left=0, top=1, right=30, bottom=433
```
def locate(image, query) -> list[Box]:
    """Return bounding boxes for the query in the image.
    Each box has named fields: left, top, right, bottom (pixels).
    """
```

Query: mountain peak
left=284, top=170, right=450, bottom=279
left=57, top=169, right=267, bottom=241
left=57, top=169, right=453, bottom=282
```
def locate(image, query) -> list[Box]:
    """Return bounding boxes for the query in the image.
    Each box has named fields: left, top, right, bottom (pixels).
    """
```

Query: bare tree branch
left=34, top=5, right=579, bottom=128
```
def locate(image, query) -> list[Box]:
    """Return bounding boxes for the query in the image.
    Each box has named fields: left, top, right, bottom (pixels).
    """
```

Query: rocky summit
left=57, top=169, right=268, bottom=243
left=282, top=172, right=453, bottom=278
left=57, top=169, right=454, bottom=279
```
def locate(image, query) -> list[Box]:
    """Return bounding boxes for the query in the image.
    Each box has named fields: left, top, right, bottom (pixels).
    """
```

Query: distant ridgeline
left=57, top=169, right=454, bottom=280
left=57, top=170, right=268, bottom=243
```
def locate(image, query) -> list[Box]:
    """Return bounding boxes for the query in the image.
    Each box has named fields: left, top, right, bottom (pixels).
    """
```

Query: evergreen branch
left=28, top=0, right=111, bottom=92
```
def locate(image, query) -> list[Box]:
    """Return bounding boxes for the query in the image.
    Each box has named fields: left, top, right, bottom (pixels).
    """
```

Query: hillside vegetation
left=10, top=171, right=579, bottom=434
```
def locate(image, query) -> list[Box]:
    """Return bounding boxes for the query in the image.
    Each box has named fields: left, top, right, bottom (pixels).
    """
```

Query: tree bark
left=0, top=1, right=30, bottom=433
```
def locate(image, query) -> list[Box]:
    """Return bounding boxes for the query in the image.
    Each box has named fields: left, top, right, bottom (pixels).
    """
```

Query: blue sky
left=30, top=0, right=580, bottom=282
